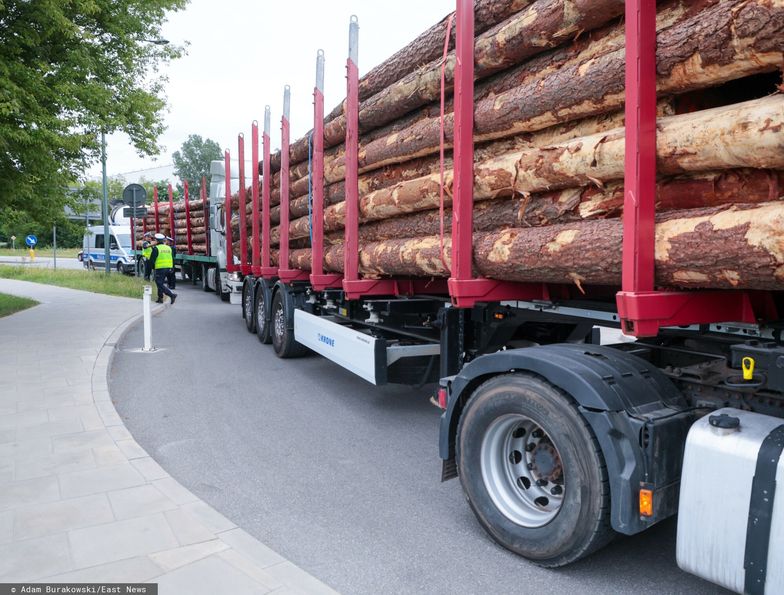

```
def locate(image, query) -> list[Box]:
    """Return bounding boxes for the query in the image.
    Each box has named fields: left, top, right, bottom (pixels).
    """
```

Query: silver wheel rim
left=480, top=414, right=565, bottom=527
left=274, top=302, right=285, bottom=341
left=244, top=287, right=253, bottom=320
left=256, top=293, right=265, bottom=333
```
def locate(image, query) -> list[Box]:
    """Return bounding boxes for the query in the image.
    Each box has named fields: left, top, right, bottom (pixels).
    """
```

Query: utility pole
left=101, top=131, right=110, bottom=273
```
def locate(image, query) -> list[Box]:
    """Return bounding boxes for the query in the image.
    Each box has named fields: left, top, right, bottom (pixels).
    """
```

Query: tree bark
left=297, top=202, right=784, bottom=291
left=322, top=0, right=784, bottom=183
left=308, top=97, right=784, bottom=237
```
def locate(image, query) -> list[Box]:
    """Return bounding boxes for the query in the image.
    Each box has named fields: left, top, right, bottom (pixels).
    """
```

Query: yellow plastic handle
left=742, top=357, right=755, bottom=381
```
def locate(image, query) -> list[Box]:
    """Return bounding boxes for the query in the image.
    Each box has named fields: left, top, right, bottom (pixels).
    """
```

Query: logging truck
left=216, top=0, right=783, bottom=591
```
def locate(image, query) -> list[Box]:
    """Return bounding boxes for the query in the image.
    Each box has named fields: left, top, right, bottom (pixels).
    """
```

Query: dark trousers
left=154, top=268, right=175, bottom=301
left=144, top=260, right=152, bottom=280
left=166, top=268, right=176, bottom=289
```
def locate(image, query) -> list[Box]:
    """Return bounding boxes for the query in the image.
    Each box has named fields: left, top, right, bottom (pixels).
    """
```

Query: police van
left=82, top=225, right=135, bottom=273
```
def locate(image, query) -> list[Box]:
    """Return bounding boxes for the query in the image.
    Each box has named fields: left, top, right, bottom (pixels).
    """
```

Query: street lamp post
left=101, top=130, right=110, bottom=273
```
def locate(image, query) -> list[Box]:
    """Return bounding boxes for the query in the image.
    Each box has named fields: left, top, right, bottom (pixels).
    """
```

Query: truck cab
left=206, top=159, right=242, bottom=300
left=82, top=224, right=135, bottom=273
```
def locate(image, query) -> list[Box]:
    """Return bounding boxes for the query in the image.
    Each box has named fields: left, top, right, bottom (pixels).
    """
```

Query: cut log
left=311, top=96, right=784, bottom=237
left=303, top=202, right=784, bottom=291
left=323, top=0, right=784, bottom=183
left=320, top=169, right=784, bottom=244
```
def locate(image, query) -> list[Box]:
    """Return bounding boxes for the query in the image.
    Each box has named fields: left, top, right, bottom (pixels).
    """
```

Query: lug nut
left=550, top=485, right=563, bottom=495
left=525, top=443, right=536, bottom=452
left=536, top=478, right=548, bottom=487
left=532, top=429, right=544, bottom=439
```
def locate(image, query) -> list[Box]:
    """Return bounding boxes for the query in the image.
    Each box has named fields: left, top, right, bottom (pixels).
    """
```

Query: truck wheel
left=215, top=273, right=230, bottom=302
left=201, top=265, right=212, bottom=292
left=116, top=262, right=123, bottom=274
left=87, top=259, right=94, bottom=271
left=243, top=280, right=256, bottom=333
left=254, top=285, right=272, bottom=344
left=457, top=373, right=612, bottom=567
left=271, top=291, right=307, bottom=358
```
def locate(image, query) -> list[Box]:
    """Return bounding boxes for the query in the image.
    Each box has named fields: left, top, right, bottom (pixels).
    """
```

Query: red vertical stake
left=311, top=50, right=327, bottom=280
left=153, top=186, right=160, bottom=233
left=224, top=150, right=235, bottom=274
left=167, top=183, right=174, bottom=244
left=621, top=0, right=657, bottom=294
left=343, top=15, right=360, bottom=283
left=184, top=180, right=193, bottom=255
left=238, top=134, right=249, bottom=274
left=202, top=176, right=210, bottom=257
left=261, top=106, right=274, bottom=276
left=251, top=122, right=260, bottom=274
left=451, top=0, right=474, bottom=283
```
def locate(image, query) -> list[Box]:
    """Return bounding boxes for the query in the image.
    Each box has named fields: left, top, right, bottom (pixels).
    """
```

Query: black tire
left=270, top=290, right=307, bottom=358
left=243, top=280, right=256, bottom=333
left=86, top=259, right=94, bottom=271
left=201, top=264, right=212, bottom=292
left=116, top=262, right=123, bottom=274
left=254, top=284, right=272, bottom=344
left=457, top=373, right=613, bottom=567
left=215, top=272, right=230, bottom=302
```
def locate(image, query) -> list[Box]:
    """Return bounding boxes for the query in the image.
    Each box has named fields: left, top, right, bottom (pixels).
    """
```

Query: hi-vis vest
left=142, top=246, right=152, bottom=260
left=154, top=244, right=173, bottom=269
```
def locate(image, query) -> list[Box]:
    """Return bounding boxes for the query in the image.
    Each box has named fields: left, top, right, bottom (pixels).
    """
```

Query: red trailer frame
left=279, top=86, right=309, bottom=283
left=167, top=183, right=175, bottom=245
left=310, top=50, right=343, bottom=291
left=238, top=134, right=251, bottom=275
left=184, top=180, right=193, bottom=255
left=153, top=186, right=160, bottom=234
left=224, top=150, right=236, bottom=274
left=201, top=176, right=210, bottom=257
left=251, top=123, right=261, bottom=276
left=260, top=107, right=277, bottom=278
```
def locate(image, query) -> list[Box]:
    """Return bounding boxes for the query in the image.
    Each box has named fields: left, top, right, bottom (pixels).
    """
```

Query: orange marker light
left=639, top=488, right=654, bottom=517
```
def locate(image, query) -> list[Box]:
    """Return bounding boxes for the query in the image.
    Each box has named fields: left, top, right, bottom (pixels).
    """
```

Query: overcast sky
left=89, top=0, right=453, bottom=183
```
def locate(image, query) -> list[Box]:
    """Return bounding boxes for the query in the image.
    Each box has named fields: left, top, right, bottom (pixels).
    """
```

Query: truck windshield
left=115, top=234, right=131, bottom=249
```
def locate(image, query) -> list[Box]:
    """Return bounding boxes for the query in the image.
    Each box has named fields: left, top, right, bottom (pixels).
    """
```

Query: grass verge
left=0, top=267, right=147, bottom=299
left=0, top=292, right=38, bottom=318
left=0, top=248, right=81, bottom=258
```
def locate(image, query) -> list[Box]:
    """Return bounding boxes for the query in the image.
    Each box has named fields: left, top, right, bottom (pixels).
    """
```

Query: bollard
left=142, top=285, right=153, bottom=351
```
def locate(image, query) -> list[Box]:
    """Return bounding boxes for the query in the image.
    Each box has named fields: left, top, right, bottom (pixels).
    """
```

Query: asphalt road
left=0, top=256, right=83, bottom=270
left=111, top=285, right=725, bottom=595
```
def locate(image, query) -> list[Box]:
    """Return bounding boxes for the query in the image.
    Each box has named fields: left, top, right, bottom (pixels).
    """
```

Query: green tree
left=172, top=135, right=221, bottom=199
left=0, top=0, right=187, bottom=236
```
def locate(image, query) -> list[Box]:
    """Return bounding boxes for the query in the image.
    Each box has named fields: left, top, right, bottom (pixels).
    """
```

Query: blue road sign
left=25, top=234, right=38, bottom=248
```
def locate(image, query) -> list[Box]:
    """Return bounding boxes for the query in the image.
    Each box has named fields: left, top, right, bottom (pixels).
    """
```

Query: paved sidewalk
left=0, top=279, right=336, bottom=594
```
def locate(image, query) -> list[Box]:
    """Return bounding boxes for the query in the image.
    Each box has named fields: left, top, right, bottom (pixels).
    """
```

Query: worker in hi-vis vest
left=141, top=240, right=153, bottom=280
left=148, top=233, right=177, bottom=304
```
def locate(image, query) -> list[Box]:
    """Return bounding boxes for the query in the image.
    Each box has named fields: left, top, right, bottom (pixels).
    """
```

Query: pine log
left=302, top=97, right=784, bottom=238
left=321, top=169, right=784, bottom=244
left=300, top=202, right=784, bottom=291
left=323, top=0, right=784, bottom=183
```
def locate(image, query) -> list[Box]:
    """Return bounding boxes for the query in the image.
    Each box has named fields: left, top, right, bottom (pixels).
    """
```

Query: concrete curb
left=93, top=304, right=337, bottom=593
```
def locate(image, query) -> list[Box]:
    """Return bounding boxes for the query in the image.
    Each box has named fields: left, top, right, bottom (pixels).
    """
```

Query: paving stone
left=52, top=428, right=115, bottom=453
left=164, top=508, right=217, bottom=546
left=131, top=456, right=169, bottom=481
left=154, top=554, right=272, bottom=595
left=0, top=437, right=53, bottom=460
left=16, top=418, right=84, bottom=441
left=0, top=533, right=72, bottom=581
left=116, top=438, right=148, bottom=460
left=68, top=513, right=179, bottom=568
left=149, top=539, right=229, bottom=572
left=0, top=461, right=12, bottom=484
left=0, top=510, right=12, bottom=544
left=13, top=449, right=95, bottom=481
left=92, top=444, right=128, bottom=467
left=59, top=463, right=146, bottom=499
left=152, top=477, right=200, bottom=506
left=181, top=500, right=236, bottom=534
left=0, top=409, right=48, bottom=430
left=13, top=493, right=114, bottom=540
left=43, top=555, right=164, bottom=583
left=218, top=549, right=284, bottom=591
left=106, top=425, right=133, bottom=442
left=219, top=528, right=287, bottom=569
left=0, top=475, right=60, bottom=511
left=108, top=484, right=178, bottom=520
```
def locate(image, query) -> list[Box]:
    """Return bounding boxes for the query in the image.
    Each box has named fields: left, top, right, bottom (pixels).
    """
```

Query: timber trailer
left=226, top=2, right=784, bottom=592
left=139, top=163, right=243, bottom=302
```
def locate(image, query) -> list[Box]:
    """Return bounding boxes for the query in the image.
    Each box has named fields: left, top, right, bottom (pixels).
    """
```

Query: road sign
left=123, top=207, right=148, bottom=218
left=25, top=234, right=37, bottom=248
left=122, top=183, right=147, bottom=207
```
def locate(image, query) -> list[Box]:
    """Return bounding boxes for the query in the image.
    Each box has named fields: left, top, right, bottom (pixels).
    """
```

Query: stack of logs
left=136, top=198, right=209, bottom=255
left=243, top=0, right=784, bottom=291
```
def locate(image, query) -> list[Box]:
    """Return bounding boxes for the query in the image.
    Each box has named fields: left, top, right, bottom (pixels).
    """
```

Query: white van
left=82, top=225, right=135, bottom=273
